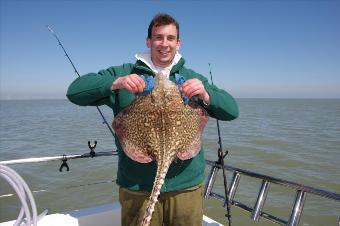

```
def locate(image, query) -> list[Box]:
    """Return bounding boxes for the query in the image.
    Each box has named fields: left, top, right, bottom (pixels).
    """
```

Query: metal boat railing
left=204, top=160, right=340, bottom=226
left=1, top=150, right=339, bottom=226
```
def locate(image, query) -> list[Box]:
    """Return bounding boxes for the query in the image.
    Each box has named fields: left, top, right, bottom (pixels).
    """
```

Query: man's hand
left=182, top=79, right=210, bottom=104
left=111, top=74, right=145, bottom=93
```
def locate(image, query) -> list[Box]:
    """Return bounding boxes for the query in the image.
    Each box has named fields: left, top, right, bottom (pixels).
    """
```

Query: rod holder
left=228, top=172, right=241, bottom=201
left=251, top=180, right=270, bottom=221
left=287, top=190, right=307, bottom=226
left=204, top=164, right=219, bottom=199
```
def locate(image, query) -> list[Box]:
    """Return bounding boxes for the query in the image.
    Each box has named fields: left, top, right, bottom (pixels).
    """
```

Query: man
left=67, top=13, right=238, bottom=226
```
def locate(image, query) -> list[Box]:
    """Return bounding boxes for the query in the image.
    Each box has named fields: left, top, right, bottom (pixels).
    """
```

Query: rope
left=0, top=164, right=48, bottom=225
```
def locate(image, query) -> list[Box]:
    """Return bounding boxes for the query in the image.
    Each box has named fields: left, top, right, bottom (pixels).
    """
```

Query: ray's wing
left=112, top=95, right=161, bottom=163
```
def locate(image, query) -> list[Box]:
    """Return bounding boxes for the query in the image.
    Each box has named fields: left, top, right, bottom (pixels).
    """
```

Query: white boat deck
left=0, top=202, right=223, bottom=226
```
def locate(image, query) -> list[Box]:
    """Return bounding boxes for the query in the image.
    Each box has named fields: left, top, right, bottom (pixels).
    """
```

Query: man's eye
left=169, top=35, right=178, bottom=41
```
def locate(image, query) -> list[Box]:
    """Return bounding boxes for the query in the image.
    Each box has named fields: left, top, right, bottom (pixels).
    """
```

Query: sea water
left=0, top=99, right=339, bottom=225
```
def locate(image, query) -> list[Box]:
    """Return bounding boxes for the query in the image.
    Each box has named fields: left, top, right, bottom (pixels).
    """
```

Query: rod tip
left=46, top=25, right=54, bottom=33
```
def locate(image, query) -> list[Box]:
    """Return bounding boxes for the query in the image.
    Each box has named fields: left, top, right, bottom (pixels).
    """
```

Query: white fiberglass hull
left=0, top=202, right=222, bottom=226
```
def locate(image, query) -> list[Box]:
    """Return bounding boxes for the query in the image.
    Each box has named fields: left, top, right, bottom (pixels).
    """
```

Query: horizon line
left=1, top=97, right=340, bottom=101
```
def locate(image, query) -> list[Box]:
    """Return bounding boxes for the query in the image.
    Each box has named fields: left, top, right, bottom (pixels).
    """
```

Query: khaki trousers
left=119, top=184, right=203, bottom=226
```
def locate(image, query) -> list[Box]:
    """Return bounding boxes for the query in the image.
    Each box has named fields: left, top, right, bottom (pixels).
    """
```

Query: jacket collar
left=134, top=52, right=185, bottom=77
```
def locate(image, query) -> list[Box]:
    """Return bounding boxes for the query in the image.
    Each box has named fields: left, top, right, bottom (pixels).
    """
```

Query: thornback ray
left=112, top=73, right=208, bottom=226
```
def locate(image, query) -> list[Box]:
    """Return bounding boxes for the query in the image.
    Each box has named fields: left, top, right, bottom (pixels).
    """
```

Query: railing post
left=287, top=190, right=307, bottom=226
left=251, top=180, right=270, bottom=221
left=204, top=163, right=219, bottom=199
left=228, top=172, right=241, bottom=201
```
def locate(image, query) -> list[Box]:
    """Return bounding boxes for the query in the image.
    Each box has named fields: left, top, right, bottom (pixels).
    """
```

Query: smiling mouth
left=158, top=50, right=170, bottom=56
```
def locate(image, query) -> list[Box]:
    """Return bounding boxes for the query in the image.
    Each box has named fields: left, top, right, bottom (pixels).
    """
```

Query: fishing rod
left=46, top=25, right=115, bottom=139
left=208, top=63, right=232, bottom=226
left=0, top=141, right=117, bottom=171
left=0, top=151, right=117, bottom=166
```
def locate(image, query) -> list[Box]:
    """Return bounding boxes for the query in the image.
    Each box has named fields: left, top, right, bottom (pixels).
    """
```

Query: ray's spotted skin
left=112, top=74, right=208, bottom=226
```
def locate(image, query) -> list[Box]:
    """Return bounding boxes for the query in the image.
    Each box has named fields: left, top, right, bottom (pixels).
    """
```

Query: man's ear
left=146, top=37, right=151, bottom=48
left=176, top=39, right=181, bottom=51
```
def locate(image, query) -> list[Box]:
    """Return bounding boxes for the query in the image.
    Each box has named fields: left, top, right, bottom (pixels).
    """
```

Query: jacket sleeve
left=66, top=64, right=133, bottom=107
left=180, top=68, right=239, bottom=121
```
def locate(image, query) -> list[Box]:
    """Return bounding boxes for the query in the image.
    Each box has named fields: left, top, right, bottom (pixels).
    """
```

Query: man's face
left=146, top=24, right=180, bottom=67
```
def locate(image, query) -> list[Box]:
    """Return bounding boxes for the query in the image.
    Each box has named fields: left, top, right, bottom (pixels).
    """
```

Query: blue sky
left=1, top=0, right=339, bottom=99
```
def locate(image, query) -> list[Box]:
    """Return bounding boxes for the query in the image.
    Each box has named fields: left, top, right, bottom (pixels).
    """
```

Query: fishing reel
left=217, top=148, right=229, bottom=165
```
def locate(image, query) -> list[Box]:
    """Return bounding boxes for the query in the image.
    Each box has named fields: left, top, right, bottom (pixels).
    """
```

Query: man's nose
left=160, top=38, right=169, bottom=46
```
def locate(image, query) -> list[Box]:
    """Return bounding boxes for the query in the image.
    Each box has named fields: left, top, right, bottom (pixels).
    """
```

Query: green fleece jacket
left=67, top=58, right=239, bottom=192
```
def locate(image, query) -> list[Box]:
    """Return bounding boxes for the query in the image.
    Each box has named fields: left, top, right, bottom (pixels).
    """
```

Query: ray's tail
left=140, top=159, right=172, bottom=226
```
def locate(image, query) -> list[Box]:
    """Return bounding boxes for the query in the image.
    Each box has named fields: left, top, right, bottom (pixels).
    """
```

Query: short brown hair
left=148, top=13, right=179, bottom=39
